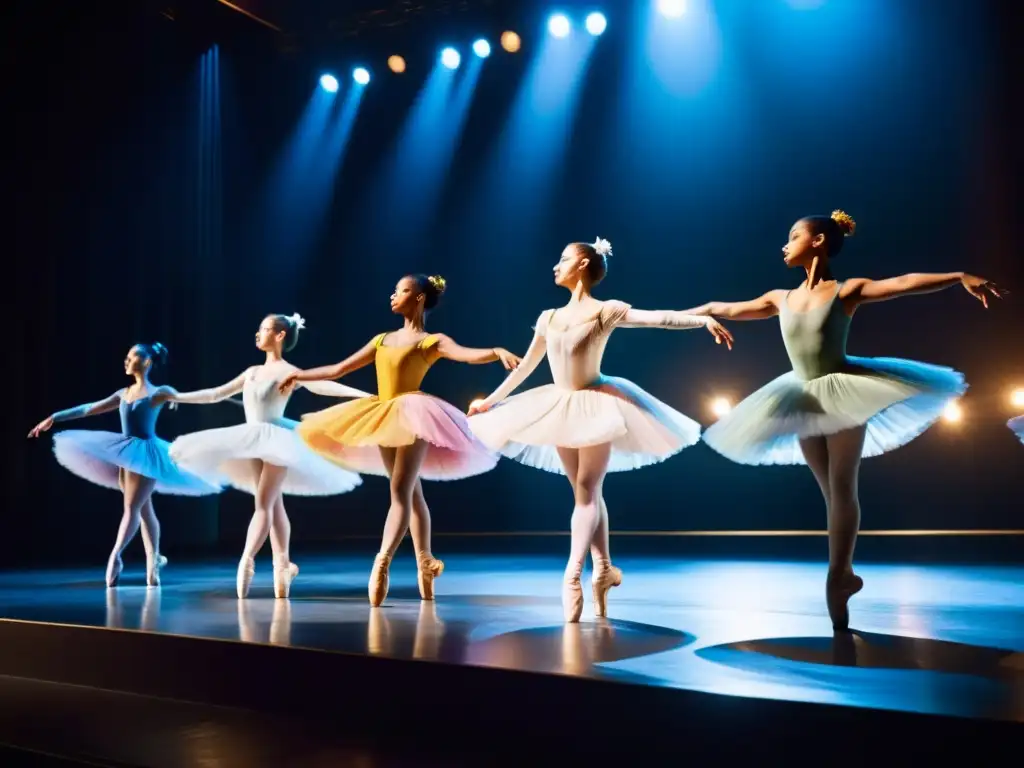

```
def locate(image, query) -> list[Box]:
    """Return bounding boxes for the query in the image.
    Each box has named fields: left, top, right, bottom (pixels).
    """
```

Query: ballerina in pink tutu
left=279, top=274, right=521, bottom=606
left=467, top=239, right=734, bottom=622
left=1009, top=416, right=1024, bottom=445
left=27, top=342, right=223, bottom=587
left=166, top=313, right=371, bottom=599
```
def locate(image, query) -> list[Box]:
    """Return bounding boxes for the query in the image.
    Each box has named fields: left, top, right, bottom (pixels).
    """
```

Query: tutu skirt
left=296, top=393, right=498, bottom=481
left=468, top=375, right=702, bottom=474
left=168, top=419, right=362, bottom=496
left=53, top=430, right=222, bottom=496
left=702, top=356, right=966, bottom=465
left=1009, top=416, right=1024, bottom=445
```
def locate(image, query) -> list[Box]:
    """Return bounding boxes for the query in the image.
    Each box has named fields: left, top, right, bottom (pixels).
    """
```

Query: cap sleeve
left=371, top=333, right=387, bottom=348
left=533, top=309, right=555, bottom=337
left=600, top=300, right=632, bottom=329
left=419, top=334, right=442, bottom=364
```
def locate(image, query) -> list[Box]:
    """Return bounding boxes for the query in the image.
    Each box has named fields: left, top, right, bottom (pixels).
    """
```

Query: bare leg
left=237, top=462, right=289, bottom=599
left=139, top=499, right=165, bottom=587
left=107, top=471, right=157, bottom=587
left=824, top=425, right=868, bottom=630
left=369, top=440, right=429, bottom=606
left=411, top=479, right=444, bottom=599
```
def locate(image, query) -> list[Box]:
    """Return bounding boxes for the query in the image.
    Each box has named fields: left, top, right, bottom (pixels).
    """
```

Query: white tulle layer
left=468, top=376, right=702, bottom=475
left=52, top=430, right=222, bottom=496
left=1009, top=416, right=1024, bottom=445
left=169, top=420, right=362, bottom=496
left=702, top=355, right=967, bottom=466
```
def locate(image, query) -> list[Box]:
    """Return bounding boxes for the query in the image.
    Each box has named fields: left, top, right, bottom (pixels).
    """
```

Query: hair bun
left=427, top=275, right=447, bottom=294
left=831, top=210, right=856, bottom=236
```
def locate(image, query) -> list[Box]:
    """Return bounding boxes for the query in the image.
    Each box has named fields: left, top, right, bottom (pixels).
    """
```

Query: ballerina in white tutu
left=685, top=210, right=1004, bottom=629
left=1009, top=416, right=1024, bottom=445
left=27, top=342, right=223, bottom=587
left=467, top=238, right=734, bottom=622
left=165, top=313, right=371, bottom=599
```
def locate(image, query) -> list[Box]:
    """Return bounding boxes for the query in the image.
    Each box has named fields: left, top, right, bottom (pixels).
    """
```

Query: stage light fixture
left=388, top=55, right=406, bottom=73
left=585, top=12, right=607, bottom=35
left=942, top=400, right=963, bottom=424
left=441, top=47, right=461, bottom=69
left=500, top=30, right=521, bottom=52
left=710, top=396, right=732, bottom=418
left=548, top=14, right=571, bottom=38
left=473, top=39, right=491, bottom=58
left=658, top=0, right=686, bottom=18
left=353, top=67, right=370, bottom=85
left=319, top=74, right=339, bottom=93
left=1011, top=388, right=1024, bottom=408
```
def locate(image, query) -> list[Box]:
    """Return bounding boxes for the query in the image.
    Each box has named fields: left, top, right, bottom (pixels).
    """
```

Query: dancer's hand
left=961, top=275, right=1006, bottom=308
left=467, top=399, right=491, bottom=416
left=28, top=416, right=54, bottom=438
left=705, top=318, right=734, bottom=350
left=278, top=372, right=300, bottom=394
left=494, top=348, right=521, bottom=371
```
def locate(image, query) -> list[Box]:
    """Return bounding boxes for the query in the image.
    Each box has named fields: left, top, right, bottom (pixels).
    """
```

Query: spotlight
left=658, top=0, right=686, bottom=18
left=352, top=67, right=370, bottom=85
left=942, top=400, right=963, bottom=424
left=1011, top=388, right=1024, bottom=408
left=473, top=39, right=491, bottom=58
left=585, top=12, right=607, bottom=35
left=500, top=30, right=521, bottom=52
left=710, top=396, right=732, bottom=418
left=441, top=47, right=461, bottom=69
left=319, top=74, right=339, bottom=93
left=388, top=55, right=406, bottom=73
left=548, top=14, right=571, bottom=38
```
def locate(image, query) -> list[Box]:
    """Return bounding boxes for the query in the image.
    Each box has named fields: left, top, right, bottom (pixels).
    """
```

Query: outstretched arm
left=278, top=340, right=378, bottom=394
left=301, top=380, right=373, bottom=399
left=434, top=334, right=521, bottom=370
left=843, top=273, right=1004, bottom=308
left=681, top=290, right=785, bottom=321
left=158, top=370, right=249, bottom=405
left=28, top=390, right=122, bottom=437
left=616, top=306, right=735, bottom=349
left=469, top=331, right=547, bottom=412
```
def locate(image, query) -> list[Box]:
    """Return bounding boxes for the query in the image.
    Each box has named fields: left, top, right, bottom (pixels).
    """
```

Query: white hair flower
left=288, top=313, right=306, bottom=330
left=592, top=237, right=612, bottom=257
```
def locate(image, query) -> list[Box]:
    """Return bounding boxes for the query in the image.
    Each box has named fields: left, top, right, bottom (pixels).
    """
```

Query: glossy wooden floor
left=1, top=554, right=1021, bottom=723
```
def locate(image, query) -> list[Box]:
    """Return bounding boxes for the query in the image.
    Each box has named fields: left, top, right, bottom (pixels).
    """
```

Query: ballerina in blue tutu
left=27, top=342, right=223, bottom=587
left=683, top=210, right=1004, bottom=629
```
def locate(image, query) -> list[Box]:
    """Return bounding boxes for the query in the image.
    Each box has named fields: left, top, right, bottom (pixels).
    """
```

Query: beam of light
left=1011, top=388, right=1024, bottom=408
left=942, top=400, right=963, bottom=424
left=388, top=55, right=406, bottom=73
left=710, top=396, right=732, bottom=418
left=214, top=0, right=282, bottom=31
left=586, top=13, right=607, bottom=35
left=501, top=31, right=521, bottom=52
left=658, top=0, right=686, bottom=17
left=319, top=74, right=338, bottom=92
left=473, top=39, right=491, bottom=58
left=353, top=67, right=370, bottom=85
left=441, top=47, right=461, bottom=69
left=548, top=14, right=571, bottom=38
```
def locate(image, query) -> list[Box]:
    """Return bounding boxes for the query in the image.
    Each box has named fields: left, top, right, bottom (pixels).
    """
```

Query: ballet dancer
left=687, top=210, right=1003, bottom=629
left=164, top=313, right=370, bottom=599
left=467, top=238, right=734, bottom=622
left=1009, top=416, right=1024, bottom=444
left=27, top=342, right=222, bottom=587
left=279, top=275, right=520, bottom=606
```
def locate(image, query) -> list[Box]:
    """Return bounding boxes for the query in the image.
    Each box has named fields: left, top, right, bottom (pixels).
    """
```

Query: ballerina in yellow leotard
left=279, top=274, right=520, bottom=606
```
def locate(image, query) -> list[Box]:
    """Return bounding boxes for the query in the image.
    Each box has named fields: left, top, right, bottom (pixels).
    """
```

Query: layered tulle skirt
left=1009, top=416, right=1024, bottom=445
left=168, top=419, right=362, bottom=496
left=53, top=430, right=222, bottom=496
left=468, top=376, right=702, bottom=474
left=296, top=393, right=498, bottom=481
left=702, top=356, right=967, bottom=465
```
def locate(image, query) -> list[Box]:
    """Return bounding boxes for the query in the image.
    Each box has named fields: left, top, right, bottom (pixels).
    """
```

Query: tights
left=238, top=461, right=292, bottom=568
left=556, top=443, right=613, bottom=581
left=377, top=440, right=433, bottom=560
left=107, top=470, right=161, bottom=583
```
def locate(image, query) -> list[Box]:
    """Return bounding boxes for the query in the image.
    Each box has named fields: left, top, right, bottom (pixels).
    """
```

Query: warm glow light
left=388, top=55, right=406, bottom=73
left=470, top=399, right=485, bottom=412
left=942, top=400, right=963, bottom=424
left=710, top=397, right=732, bottom=418
left=500, top=31, right=521, bottom=52
left=1011, top=388, right=1024, bottom=408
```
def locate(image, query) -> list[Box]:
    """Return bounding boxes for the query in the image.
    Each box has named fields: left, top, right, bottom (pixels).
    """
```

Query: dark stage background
left=8, top=0, right=1022, bottom=567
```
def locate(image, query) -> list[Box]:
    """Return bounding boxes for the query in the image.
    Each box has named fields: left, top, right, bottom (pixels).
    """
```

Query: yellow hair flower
left=831, top=210, right=856, bottom=236
left=427, top=275, right=447, bottom=293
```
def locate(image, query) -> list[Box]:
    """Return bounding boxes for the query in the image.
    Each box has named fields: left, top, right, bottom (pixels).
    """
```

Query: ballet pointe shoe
left=146, top=554, right=168, bottom=587
left=562, top=562, right=584, bottom=623
left=416, top=552, right=444, bottom=601
left=105, top=554, right=124, bottom=588
left=273, top=560, right=299, bottom=599
left=236, top=556, right=256, bottom=599
left=591, top=561, right=623, bottom=619
left=368, top=553, right=392, bottom=607
left=826, top=570, right=864, bottom=631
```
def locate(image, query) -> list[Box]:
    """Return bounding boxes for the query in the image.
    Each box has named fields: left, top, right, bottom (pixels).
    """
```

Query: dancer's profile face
left=553, top=244, right=587, bottom=288
left=782, top=220, right=825, bottom=268
left=124, top=346, right=149, bottom=375
left=390, top=276, right=421, bottom=316
left=255, top=316, right=284, bottom=352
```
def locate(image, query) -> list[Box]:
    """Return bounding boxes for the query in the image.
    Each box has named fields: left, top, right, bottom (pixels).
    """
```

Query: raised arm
left=301, top=380, right=372, bottom=400
left=469, top=330, right=547, bottom=413
left=28, top=390, right=122, bottom=437
left=843, top=272, right=1004, bottom=308
left=158, top=369, right=249, bottom=405
left=681, top=290, right=785, bottom=321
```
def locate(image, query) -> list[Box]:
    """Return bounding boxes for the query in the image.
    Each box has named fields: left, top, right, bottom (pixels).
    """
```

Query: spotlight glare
left=500, top=30, right=521, bottom=52
left=387, top=55, right=406, bottom=73
left=441, top=47, right=461, bottom=69
left=942, top=400, right=963, bottom=424
left=473, top=39, right=491, bottom=58
left=548, top=13, right=571, bottom=38
left=319, top=74, right=339, bottom=93
left=710, top=396, right=732, bottom=418
left=1011, top=388, right=1024, bottom=408
left=352, top=67, right=370, bottom=85
left=658, top=0, right=686, bottom=18
left=585, top=12, right=607, bottom=35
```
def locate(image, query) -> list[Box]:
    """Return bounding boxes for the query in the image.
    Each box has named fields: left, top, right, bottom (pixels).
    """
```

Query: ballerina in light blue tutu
left=683, top=210, right=1004, bottom=630
left=27, top=342, right=224, bottom=588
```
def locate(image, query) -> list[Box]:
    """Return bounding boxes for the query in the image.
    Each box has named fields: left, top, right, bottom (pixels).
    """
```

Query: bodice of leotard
left=779, top=284, right=852, bottom=381
left=541, top=308, right=617, bottom=391
left=243, top=371, right=292, bottom=424
left=372, top=333, right=442, bottom=401
left=119, top=395, right=163, bottom=439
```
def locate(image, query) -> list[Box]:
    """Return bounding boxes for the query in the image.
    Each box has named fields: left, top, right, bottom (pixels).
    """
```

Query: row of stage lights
left=317, top=8, right=637, bottom=91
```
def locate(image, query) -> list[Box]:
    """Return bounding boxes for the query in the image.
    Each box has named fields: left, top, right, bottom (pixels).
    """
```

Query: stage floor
left=1, top=555, right=1021, bottom=723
